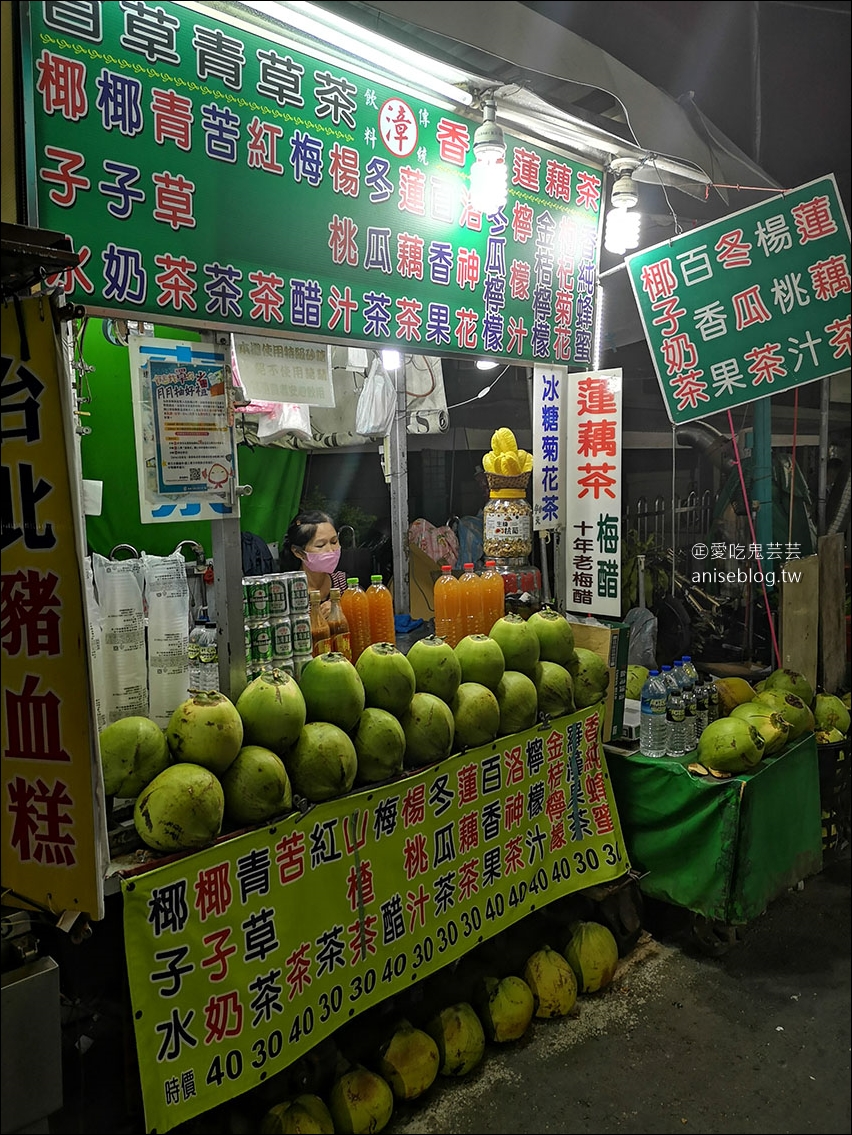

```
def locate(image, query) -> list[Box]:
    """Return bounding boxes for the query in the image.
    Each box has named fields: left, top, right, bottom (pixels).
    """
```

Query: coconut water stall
left=0, top=5, right=647, bottom=1132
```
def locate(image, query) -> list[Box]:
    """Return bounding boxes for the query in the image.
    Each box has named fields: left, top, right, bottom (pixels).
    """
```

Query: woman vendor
left=280, top=511, right=347, bottom=616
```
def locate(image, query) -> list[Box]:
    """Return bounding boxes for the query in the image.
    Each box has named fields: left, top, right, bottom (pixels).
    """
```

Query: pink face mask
left=302, top=549, right=341, bottom=574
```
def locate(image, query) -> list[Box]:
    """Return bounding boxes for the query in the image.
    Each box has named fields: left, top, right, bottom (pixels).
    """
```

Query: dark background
left=521, top=0, right=851, bottom=215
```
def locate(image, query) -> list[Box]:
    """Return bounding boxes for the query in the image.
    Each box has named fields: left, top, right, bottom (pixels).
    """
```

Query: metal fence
left=624, top=489, right=718, bottom=554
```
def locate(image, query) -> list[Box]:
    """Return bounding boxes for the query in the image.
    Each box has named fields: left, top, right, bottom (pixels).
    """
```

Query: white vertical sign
left=532, top=365, right=567, bottom=530
left=563, top=369, right=623, bottom=619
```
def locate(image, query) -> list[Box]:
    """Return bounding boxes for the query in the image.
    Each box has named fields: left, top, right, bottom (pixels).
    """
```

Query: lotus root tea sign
left=625, top=175, right=851, bottom=424
left=563, top=369, right=623, bottom=619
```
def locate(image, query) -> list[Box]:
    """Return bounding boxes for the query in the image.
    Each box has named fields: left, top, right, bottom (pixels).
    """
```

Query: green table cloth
left=607, top=733, right=823, bottom=924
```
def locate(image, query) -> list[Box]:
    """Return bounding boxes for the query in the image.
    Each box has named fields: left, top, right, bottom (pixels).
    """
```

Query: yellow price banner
left=122, top=704, right=629, bottom=1132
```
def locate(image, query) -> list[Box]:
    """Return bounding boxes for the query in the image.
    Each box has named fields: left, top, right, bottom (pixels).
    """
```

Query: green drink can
left=249, top=620, right=274, bottom=667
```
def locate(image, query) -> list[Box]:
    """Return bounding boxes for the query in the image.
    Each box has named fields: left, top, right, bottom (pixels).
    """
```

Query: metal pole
left=388, top=363, right=410, bottom=614
left=211, top=515, right=247, bottom=702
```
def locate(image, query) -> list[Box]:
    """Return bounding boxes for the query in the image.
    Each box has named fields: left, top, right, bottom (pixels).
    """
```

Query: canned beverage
left=292, top=651, right=313, bottom=681
left=271, top=616, right=293, bottom=661
left=286, top=570, right=310, bottom=614
left=244, top=576, right=270, bottom=622
left=290, top=612, right=312, bottom=656
left=249, top=620, right=274, bottom=667
left=267, top=574, right=290, bottom=618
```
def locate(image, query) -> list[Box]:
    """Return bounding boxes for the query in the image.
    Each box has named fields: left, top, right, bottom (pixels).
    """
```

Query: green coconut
left=762, top=667, right=814, bottom=708
left=696, top=716, right=766, bottom=773
left=728, top=701, right=791, bottom=756
left=813, top=693, right=850, bottom=735
left=235, top=669, right=306, bottom=757
left=568, top=647, right=610, bottom=709
left=133, top=763, right=224, bottom=853
left=753, top=690, right=815, bottom=741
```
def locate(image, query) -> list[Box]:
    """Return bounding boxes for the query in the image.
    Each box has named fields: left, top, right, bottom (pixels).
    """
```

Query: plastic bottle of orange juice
left=480, top=560, right=506, bottom=634
left=366, top=574, right=396, bottom=645
left=340, top=578, right=371, bottom=662
left=433, top=564, right=462, bottom=646
left=458, top=563, right=483, bottom=641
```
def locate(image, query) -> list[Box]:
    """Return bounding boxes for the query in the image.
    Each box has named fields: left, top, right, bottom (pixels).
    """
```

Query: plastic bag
left=355, top=358, right=396, bottom=437
left=623, top=607, right=659, bottom=669
left=408, top=518, right=459, bottom=567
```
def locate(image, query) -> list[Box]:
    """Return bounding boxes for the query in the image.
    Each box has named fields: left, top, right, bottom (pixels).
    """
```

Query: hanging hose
left=787, top=389, right=799, bottom=547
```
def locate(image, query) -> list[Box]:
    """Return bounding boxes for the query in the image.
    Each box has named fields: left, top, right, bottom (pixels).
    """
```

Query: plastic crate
left=817, top=730, right=851, bottom=856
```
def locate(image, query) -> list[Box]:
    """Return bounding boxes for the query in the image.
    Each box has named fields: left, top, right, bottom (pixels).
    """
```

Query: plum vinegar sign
left=625, top=175, right=851, bottom=424
left=22, top=0, right=604, bottom=365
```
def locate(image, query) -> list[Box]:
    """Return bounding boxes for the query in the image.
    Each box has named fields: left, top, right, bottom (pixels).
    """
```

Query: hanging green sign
left=22, top=0, right=604, bottom=365
left=121, top=705, right=628, bottom=1132
left=624, top=175, right=851, bottom=424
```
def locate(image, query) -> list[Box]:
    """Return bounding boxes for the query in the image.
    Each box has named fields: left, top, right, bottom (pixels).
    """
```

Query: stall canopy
left=293, top=1, right=787, bottom=348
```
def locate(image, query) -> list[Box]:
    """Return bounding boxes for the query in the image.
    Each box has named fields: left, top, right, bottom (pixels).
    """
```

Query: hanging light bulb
left=470, top=94, right=507, bottom=215
left=604, top=208, right=641, bottom=255
left=604, top=158, right=642, bottom=255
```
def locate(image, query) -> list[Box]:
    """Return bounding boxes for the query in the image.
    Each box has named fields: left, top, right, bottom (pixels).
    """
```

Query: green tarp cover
left=607, top=734, right=823, bottom=924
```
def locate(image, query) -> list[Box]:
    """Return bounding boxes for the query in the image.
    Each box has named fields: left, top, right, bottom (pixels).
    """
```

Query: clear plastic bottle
left=640, top=669, right=669, bottom=758
left=673, top=659, right=697, bottom=753
left=198, top=620, right=219, bottom=691
left=433, top=565, right=463, bottom=646
left=693, top=678, right=710, bottom=737
left=705, top=678, right=720, bottom=724
left=309, top=590, right=331, bottom=656
left=187, top=617, right=205, bottom=692
left=327, top=588, right=351, bottom=660
left=340, top=578, right=371, bottom=661
left=661, top=664, right=687, bottom=758
left=658, top=667, right=685, bottom=758
left=457, top=562, right=484, bottom=641
left=480, top=560, right=505, bottom=634
left=366, top=574, right=396, bottom=645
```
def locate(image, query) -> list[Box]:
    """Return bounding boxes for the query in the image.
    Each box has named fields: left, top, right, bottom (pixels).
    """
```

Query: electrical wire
left=445, top=365, right=511, bottom=410
left=405, top=354, right=437, bottom=399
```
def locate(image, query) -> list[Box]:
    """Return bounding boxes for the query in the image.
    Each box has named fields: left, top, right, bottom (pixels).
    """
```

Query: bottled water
left=197, top=613, right=219, bottom=691
left=694, top=681, right=710, bottom=736
left=187, top=619, right=205, bottom=692
left=661, top=664, right=687, bottom=758
left=673, top=659, right=697, bottom=753
left=682, top=655, right=706, bottom=734
left=639, top=670, right=668, bottom=758
left=706, top=678, right=720, bottom=724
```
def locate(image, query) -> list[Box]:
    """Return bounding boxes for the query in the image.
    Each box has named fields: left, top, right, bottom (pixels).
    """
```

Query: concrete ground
left=45, top=849, right=849, bottom=1135
left=384, top=851, right=851, bottom=1135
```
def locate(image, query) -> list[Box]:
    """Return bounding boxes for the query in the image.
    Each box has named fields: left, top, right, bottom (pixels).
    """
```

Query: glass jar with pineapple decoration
left=482, top=428, right=533, bottom=560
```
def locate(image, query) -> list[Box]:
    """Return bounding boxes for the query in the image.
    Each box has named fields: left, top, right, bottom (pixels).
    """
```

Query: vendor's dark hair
left=280, top=510, right=336, bottom=569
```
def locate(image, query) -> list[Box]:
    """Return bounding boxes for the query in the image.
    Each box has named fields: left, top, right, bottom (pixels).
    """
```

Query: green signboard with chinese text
left=625, top=175, right=851, bottom=424
left=121, top=705, right=628, bottom=1132
left=22, top=0, right=604, bottom=365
